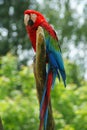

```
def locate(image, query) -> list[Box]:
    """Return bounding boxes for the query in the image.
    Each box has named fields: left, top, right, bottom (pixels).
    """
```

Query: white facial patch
left=30, top=14, right=37, bottom=22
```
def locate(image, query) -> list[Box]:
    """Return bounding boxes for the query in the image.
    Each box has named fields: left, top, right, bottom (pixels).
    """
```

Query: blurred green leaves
left=0, top=0, right=87, bottom=129
left=51, top=82, right=87, bottom=130
left=0, top=54, right=39, bottom=130
left=0, top=54, right=87, bottom=130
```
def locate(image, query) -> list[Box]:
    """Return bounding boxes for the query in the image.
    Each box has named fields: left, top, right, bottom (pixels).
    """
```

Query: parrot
left=24, top=9, right=66, bottom=130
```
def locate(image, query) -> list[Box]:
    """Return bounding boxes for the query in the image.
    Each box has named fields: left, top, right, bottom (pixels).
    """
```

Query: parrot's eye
left=28, top=19, right=34, bottom=26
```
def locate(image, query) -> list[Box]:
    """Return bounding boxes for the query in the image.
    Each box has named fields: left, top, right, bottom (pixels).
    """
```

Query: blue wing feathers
left=46, top=37, right=66, bottom=87
left=44, top=107, right=48, bottom=130
left=39, top=37, right=66, bottom=130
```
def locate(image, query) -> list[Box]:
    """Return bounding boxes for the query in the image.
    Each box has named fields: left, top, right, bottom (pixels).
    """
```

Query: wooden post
left=0, top=117, right=4, bottom=130
left=33, top=26, right=55, bottom=130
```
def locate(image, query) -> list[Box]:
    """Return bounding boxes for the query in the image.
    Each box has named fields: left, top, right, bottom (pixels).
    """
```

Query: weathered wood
left=0, top=117, right=4, bottom=130
left=33, top=26, right=55, bottom=130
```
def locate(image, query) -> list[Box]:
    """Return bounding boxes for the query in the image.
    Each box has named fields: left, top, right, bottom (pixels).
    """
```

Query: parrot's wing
left=40, top=21, right=61, bottom=52
left=46, top=38, right=66, bottom=87
left=40, top=21, right=58, bottom=41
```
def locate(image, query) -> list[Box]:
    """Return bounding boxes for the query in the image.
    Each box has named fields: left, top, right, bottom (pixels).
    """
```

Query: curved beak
left=24, top=14, right=30, bottom=26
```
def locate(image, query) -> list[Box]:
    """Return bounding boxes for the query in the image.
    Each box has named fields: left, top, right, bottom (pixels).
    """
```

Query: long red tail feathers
left=39, top=70, right=53, bottom=130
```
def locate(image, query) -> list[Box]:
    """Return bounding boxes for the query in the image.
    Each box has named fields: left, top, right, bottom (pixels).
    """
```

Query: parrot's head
left=24, top=10, right=45, bottom=27
left=24, top=13, right=37, bottom=26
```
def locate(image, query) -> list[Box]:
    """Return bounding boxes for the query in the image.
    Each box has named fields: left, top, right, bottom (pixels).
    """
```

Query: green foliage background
left=0, top=0, right=87, bottom=130
left=0, top=54, right=87, bottom=130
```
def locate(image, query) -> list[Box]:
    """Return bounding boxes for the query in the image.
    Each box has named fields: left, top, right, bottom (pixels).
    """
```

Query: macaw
left=24, top=9, right=66, bottom=130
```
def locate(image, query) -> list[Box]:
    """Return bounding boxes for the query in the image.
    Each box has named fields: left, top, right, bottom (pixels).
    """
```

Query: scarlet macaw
left=24, top=9, right=66, bottom=130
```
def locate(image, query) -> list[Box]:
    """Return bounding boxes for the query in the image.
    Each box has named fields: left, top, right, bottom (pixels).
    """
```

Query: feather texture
left=24, top=9, right=66, bottom=130
left=39, top=38, right=66, bottom=130
left=39, top=70, right=53, bottom=130
left=46, top=38, right=66, bottom=87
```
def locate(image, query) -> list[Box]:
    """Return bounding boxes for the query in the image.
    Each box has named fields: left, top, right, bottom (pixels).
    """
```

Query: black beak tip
left=28, top=19, right=34, bottom=26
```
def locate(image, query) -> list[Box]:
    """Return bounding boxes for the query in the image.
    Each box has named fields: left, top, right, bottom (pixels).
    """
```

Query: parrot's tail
left=39, top=38, right=66, bottom=130
left=39, top=69, right=53, bottom=130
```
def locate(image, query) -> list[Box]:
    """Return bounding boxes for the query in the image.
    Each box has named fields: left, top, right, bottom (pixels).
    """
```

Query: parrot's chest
left=29, top=29, right=37, bottom=52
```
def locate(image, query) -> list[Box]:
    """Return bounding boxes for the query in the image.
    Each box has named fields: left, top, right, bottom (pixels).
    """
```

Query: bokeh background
left=0, top=0, right=87, bottom=130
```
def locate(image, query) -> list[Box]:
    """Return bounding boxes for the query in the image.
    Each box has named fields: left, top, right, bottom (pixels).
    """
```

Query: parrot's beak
left=24, top=14, right=37, bottom=26
left=24, top=14, right=30, bottom=26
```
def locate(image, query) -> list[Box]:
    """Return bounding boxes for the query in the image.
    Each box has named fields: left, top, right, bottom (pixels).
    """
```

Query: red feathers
left=24, top=9, right=58, bottom=52
left=24, top=10, right=60, bottom=130
left=39, top=70, right=53, bottom=130
left=40, top=21, right=58, bottom=41
left=25, top=26, right=36, bottom=51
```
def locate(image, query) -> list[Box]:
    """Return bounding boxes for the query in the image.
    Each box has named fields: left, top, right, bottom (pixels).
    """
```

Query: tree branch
left=33, top=26, right=55, bottom=130
left=0, top=117, right=4, bottom=130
